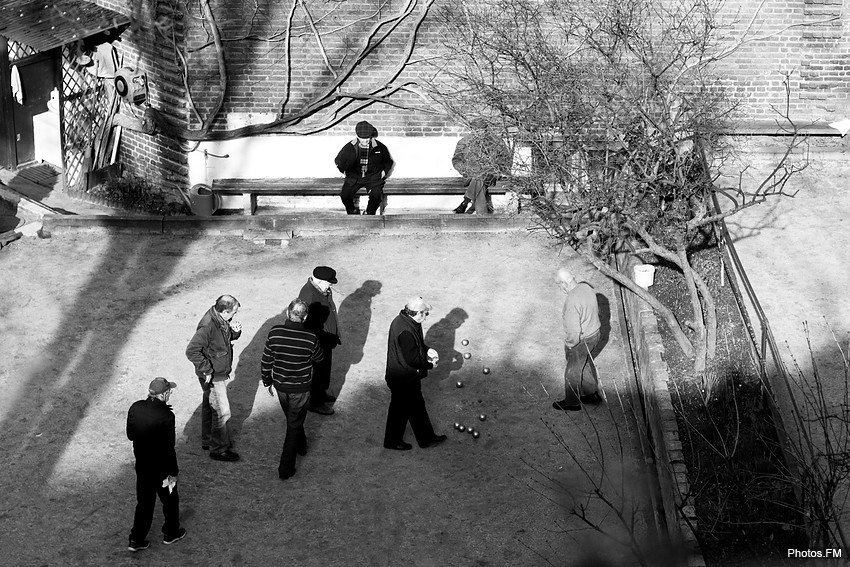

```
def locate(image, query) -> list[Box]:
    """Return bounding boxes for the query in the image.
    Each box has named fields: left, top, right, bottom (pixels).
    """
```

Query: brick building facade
left=96, top=0, right=850, bottom=195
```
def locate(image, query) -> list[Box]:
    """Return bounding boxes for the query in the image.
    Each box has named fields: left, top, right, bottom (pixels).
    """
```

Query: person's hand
left=204, top=373, right=213, bottom=384
left=427, top=348, right=439, bottom=367
left=267, top=385, right=275, bottom=397
left=230, top=320, right=242, bottom=333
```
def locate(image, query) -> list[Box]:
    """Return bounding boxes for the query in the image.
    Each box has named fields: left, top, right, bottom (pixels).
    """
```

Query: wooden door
left=10, top=51, right=59, bottom=166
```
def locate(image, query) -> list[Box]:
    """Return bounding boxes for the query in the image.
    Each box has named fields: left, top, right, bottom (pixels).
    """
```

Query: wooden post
left=0, top=36, right=16, bottom=169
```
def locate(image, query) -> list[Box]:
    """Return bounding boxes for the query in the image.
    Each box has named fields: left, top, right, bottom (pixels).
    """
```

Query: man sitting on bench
left=335, top=121, right=395, bottom=215
left=451, top=119, right=512, bottom=214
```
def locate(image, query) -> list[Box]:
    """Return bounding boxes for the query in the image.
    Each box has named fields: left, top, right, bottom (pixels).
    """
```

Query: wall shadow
left=424, top=307, right=469, bottom=384
left=334, top=279, right=382, bottom=396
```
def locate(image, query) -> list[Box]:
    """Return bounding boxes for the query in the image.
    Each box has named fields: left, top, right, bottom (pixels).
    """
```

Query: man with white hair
left=553, top=268, right=602, bottom=411
left=261, top=298, right=325, bottom=480
left=126, top=377, right=186, bottom=552
left=383, top=296, right=447, bottom=450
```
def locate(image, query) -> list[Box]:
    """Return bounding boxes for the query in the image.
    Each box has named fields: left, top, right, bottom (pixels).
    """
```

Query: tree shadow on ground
left=334, top=279, right=382, bottom=395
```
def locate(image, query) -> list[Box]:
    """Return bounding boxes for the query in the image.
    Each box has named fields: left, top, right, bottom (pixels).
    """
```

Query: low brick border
left=620, top=265, right=706, bottom=567
left=40, top=213, right=531, bottom=237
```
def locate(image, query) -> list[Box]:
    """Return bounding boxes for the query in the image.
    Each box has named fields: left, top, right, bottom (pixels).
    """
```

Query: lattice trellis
left=7, top=39, right=37, bottom=62
left=61, top=44, right=112, bottom=192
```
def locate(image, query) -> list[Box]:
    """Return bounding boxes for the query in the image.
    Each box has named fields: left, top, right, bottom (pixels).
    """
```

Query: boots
left=453, top=198, right=470, bottom=214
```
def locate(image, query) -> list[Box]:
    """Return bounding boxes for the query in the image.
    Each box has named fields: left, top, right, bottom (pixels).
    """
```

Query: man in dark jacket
left=127, top=377, right=186, bottom=552
left=298, top=266, right=340, bottom=415
left=335, top=120, right=394, bottom=215
left=383, top=296, right=447, bottom=450
left=261, top=298, right=324, bottom=479
left=186, top=295, right=242, bottom=461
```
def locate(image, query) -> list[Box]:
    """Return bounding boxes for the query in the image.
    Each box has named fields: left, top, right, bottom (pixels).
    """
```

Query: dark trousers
left=129, top=471, right=180, bottom=542
left=562, top=332, right=600, bottom=405
left=275, top=389, right=310, bottom=476
left=340, top=177, right=385, bottom=215
left=384, top=378, right=437, bottom=447
left=310, top=347, right=333, bottom=405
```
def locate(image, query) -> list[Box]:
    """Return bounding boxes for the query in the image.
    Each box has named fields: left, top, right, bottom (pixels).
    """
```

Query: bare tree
left=430, top=0, right=828, bottom=394
left=129, top=0, right=438, bottom=141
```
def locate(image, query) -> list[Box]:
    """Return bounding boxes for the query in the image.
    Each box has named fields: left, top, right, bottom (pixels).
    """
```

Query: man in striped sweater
left=261, top=299, right=325, bottom=479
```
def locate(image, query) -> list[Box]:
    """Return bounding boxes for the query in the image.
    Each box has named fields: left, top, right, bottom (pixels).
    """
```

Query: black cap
left=355, top=120, right=377, bottom=138
left=313, top=266, right=338, bottom=284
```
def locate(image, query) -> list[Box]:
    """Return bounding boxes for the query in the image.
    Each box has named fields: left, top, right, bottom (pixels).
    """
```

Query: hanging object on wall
left=114, top=67, right=147, bottom=105
left=10, top=65, right=23, bottom=104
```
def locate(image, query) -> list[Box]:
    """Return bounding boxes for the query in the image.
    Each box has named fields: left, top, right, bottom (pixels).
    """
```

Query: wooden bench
left=211, top=177, right=509, bottom=215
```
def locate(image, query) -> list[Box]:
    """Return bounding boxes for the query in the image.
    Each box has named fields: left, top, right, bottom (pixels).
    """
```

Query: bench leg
left=243, top=193, right=257, bottom=215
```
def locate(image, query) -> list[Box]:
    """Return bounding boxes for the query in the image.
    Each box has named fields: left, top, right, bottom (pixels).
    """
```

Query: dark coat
left=298, top=279, right=341, bottom=348
left=185, top=306, right=242, bottom=380
left=127, top=397, right=178, bottom=479
left=335, top=139, right=394, bottom=180
left=385, top=310, right=433, bottom=385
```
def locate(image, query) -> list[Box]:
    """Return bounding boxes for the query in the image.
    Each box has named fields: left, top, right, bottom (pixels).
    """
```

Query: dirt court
left=0, top=229, right=652, bottom=566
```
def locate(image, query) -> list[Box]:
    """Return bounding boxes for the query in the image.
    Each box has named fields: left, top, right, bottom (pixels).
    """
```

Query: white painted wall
left=187, top=135, right=465, bottom=186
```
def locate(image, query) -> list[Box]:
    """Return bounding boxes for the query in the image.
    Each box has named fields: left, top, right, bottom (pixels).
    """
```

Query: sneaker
left=210, top=450, right=240, bottom=462
left=552, top=400, right=582, bottom=411
left=307, top=403, right=335, bottom=416
left=163, top=528, right=187, bottom=545
left=128, top=539, right=150, bottom=552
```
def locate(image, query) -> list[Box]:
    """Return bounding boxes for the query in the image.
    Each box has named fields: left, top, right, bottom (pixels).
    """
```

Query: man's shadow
left=424, top=307, right=469, bottom=383
left=335, top=280, right=382, bottom=395
left=591, top=292, right=611, bottom=357
left=182, top=309, right=288, bottom=443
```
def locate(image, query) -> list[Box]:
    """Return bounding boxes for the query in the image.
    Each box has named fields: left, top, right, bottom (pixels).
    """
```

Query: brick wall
left=100, top=0, right=849, bottom=192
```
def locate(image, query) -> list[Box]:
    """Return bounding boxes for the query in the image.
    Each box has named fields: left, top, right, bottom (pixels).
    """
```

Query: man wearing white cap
left=383, top=296, right=447, bottom=450
left=126, top=377, right=186, bottom=552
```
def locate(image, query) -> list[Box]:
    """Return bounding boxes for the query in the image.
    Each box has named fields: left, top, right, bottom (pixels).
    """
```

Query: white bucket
left=633, top=264, right=656, bottom=288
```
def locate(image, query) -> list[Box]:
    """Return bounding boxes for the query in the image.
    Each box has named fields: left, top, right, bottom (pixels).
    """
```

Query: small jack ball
left=472, top=431, right=480, bottom=439
left=463, top=352, right=472, bottom=359
left=456, top=381, right=463, bottom=388
left=467, top=427, right=475, bottom=435
left=458, top=425, right=466, bottom=432
left=453, top=422, right=460, bottom=430
left=479, top=414, right=486, bottom=421
left=482, top=367, right=490, bottom=375
left=461, top=339, right=469, bottom=346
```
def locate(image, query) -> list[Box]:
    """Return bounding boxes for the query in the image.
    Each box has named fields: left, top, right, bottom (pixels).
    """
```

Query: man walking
left=299, top=266, right=340, bottom=415
left=335, top=120, right=394, bottom=215
left=127, top=377, right=186, bottom=552
left=383, top=296, right=447, bottom=450
left=186, top=295, right=242, bottom=461
left=552, top=268, right=603, bottom=411
left=261, top=299, right=324, bottom=480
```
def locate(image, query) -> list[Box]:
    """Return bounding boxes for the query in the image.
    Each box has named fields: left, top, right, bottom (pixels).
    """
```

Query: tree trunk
left=677, top=245, right=706, bottom=373
left=586, top=252, right=695, bottom=359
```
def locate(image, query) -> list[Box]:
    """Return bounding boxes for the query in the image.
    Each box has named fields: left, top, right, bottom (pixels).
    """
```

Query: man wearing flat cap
left=334, top=120, right=394, bottom=215
left=298, top=266, right=341, bottom=415
left=383, top=296, right=447, bottom=450
left=126, top=377, right=186, bottom=552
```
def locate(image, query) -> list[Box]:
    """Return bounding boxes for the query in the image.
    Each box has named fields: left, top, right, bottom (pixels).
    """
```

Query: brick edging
left=620, top=271, right=706, bottom=567
left=40, top=213, right=532, bottom=237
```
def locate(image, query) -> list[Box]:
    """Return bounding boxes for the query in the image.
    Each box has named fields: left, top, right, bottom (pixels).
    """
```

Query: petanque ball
left=463, top=352, right=472, bottom=359
left=456, top=381, right=463, bottom=388
left=479, top=414, right=486, bottom=421
left=458, top=425, right=466, bottom=432
left=473, top=431, right=480, bottom=439
left=467, top=427, right=475, bottom=435
left=461, top=339, right=469, bottom=346
left=482, top=367, right=490, bottom=375
left=454, top=422, right=460, bottom=430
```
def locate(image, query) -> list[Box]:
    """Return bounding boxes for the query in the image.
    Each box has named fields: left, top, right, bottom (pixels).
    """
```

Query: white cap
left=405, top=296, right=432, bottom=312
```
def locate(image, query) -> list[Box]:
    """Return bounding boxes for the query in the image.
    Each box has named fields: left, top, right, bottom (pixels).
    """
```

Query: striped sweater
left=261, top=320, right=325, bottom=393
